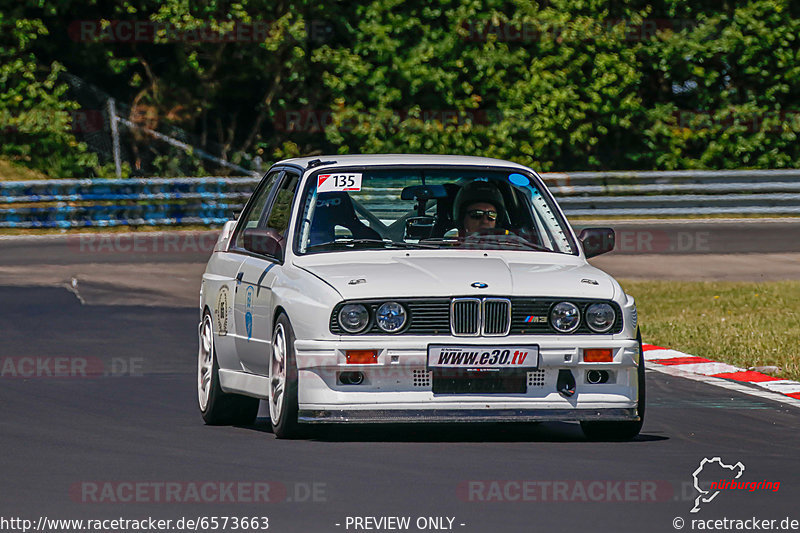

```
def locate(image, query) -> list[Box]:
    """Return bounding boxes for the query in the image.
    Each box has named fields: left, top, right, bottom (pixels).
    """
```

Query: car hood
left=293, top=251, right=617, bottom=300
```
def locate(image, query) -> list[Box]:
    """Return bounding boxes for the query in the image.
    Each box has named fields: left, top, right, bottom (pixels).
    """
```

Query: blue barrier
left=0, top=176, right=258, bottom=228
left=0, top=193, right=249, bottom=203
left=2, top=171, right=800, bottom=228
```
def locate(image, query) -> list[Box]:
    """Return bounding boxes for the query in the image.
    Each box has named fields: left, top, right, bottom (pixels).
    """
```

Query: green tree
left=0, top=13, right=98, bottom=177
left=4, top=0, right=800, bottom=177
left=639, top=0, right=800, bottom=169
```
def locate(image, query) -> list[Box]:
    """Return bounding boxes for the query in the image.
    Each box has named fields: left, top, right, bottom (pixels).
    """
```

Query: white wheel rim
left=269, top=323, right=287, bottom=423
left=197, top=315, right=214, bottom=411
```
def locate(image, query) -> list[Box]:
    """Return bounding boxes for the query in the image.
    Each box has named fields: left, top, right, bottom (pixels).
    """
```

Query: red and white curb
left=643, top=344, right=800, bottom=407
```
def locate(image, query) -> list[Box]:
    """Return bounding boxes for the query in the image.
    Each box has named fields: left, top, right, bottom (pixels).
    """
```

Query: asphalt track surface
left=1, top=225, right=799, bottom=533
left=2, top=219, right=800, bottom=265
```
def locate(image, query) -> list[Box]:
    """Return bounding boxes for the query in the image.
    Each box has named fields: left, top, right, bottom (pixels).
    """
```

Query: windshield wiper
left=422, top=236, right=553, bottom=252
left=486, top=239, right=552, bottom=252
left=305, top=239, right=437, bottom=251
left=418, top=237, right=461, bottom=245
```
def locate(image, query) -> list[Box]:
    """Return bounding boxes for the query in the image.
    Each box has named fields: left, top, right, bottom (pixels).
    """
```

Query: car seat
left=429, top=183, right=462, bottom=237
left=308, top=192, right=381, bottom=246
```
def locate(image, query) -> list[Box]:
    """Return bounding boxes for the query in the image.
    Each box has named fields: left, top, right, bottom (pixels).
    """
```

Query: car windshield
left=295, top=167, right=576, bottom=255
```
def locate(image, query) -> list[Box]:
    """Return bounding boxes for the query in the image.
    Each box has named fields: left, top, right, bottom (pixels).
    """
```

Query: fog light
left=584, top=349, right=613, bottom=362
left=345, top=350, right=378, bottom=364
left=339, top=371, right=364, bottom=385
left=587, top=370, right=610, bottom=384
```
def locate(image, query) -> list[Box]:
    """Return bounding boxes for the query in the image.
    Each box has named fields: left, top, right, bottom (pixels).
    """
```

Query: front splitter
left=298, top=407, right=638, bottom=423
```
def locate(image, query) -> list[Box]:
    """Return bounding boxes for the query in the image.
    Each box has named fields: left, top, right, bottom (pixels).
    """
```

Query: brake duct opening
left=557, top=369, right=576, bottom=397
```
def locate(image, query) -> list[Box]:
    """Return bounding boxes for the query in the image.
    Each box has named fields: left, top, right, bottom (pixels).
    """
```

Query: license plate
left=427, top=345, right=539, bottom=369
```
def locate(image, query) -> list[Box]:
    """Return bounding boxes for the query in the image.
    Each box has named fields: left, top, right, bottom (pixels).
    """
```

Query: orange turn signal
left=584, top=349, right=613, bottom=363
left=345, top=350, right=378, bottom=364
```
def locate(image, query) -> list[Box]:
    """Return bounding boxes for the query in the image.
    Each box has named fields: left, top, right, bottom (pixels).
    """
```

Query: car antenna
left=307, top=159, right=337, bottom=169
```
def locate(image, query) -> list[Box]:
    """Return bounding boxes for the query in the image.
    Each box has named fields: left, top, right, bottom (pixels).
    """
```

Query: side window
left=265, top=172, right=300, bottom=235
left=234, top=170, right=282, bottom=249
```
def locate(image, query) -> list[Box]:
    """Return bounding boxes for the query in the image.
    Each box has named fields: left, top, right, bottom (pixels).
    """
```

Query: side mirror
left=242, top=228, right=284, bottom=260
left=578, top=227, right=615, bottom=258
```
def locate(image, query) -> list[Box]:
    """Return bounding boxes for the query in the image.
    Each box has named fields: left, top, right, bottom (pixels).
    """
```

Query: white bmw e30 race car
left=198, top=154, right=644, bottom=439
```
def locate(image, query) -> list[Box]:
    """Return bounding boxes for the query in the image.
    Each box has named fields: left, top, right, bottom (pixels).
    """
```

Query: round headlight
left=376, top=302, right=407, bottom=332
left=586, top=303, right=616, bottom=333
left=338, top=304, right=370, bottom=333
left=550, top=302, right=580, bottom=333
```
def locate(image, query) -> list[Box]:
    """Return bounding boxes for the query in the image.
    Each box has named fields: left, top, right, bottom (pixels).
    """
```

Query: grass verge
left=0, top=158, right=50, bottom=180
left=621, top=280, right=800, bottom=383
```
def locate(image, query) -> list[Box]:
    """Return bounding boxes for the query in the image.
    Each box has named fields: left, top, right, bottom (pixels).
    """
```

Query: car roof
left=275, top=154, right=534, bottom=173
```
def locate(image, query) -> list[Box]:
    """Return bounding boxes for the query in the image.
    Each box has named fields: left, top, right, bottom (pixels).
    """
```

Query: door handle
left=236, top=272, right=244, bottom=283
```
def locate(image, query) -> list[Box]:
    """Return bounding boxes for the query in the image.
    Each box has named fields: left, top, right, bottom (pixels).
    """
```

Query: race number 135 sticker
left=317, top=173, right=362, bottom=192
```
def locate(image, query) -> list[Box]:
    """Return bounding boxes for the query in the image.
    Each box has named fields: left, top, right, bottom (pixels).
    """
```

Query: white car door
left=234, top=256, right=278, bottom=375
left=233, top=170, right=300, bottom=375
left=226, top=169, right=282, bottom=372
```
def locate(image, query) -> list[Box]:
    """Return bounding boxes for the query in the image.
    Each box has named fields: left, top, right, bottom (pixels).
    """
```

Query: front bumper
left=299, top=408, right=637, bottom=423
left=294, top=336, right=641, bottom=423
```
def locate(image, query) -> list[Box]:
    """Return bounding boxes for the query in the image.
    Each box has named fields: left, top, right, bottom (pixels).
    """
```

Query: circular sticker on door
left=215, top=285, right=230, bottom=336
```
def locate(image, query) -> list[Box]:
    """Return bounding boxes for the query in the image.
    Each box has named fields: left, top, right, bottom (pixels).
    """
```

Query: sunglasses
left=467, top=209, right=497, bottom=221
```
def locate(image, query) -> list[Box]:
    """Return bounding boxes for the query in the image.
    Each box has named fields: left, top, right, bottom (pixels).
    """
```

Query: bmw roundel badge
left=471, top=282, right=488, bottom=289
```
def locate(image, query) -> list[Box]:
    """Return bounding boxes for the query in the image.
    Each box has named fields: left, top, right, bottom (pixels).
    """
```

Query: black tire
left=198, top=311, right=259, bottom=426
left=269, top=313, right=301, bottom=439
left=580, top=329, right=646, bottom=441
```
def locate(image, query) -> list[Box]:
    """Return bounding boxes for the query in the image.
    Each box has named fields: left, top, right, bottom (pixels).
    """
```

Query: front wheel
left=269, top=313, right=301, bottom=439
left=580, top=329, right=646, bottom=441
left=198, top=311, right=259, bottom=425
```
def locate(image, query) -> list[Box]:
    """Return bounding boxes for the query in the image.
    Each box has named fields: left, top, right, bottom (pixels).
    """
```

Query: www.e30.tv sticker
left=317, top=173, right=362, bottom=192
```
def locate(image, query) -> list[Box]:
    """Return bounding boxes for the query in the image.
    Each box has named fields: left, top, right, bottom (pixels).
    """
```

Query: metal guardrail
left=0, top=177, right=259, bottom=228
left=1, top=170, right=799, bottom=228
left=541, top=169, right=800, bottom=216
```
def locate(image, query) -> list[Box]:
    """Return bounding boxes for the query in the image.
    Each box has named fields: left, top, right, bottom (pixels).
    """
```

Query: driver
left=454, top=180, right=507, bottom=237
